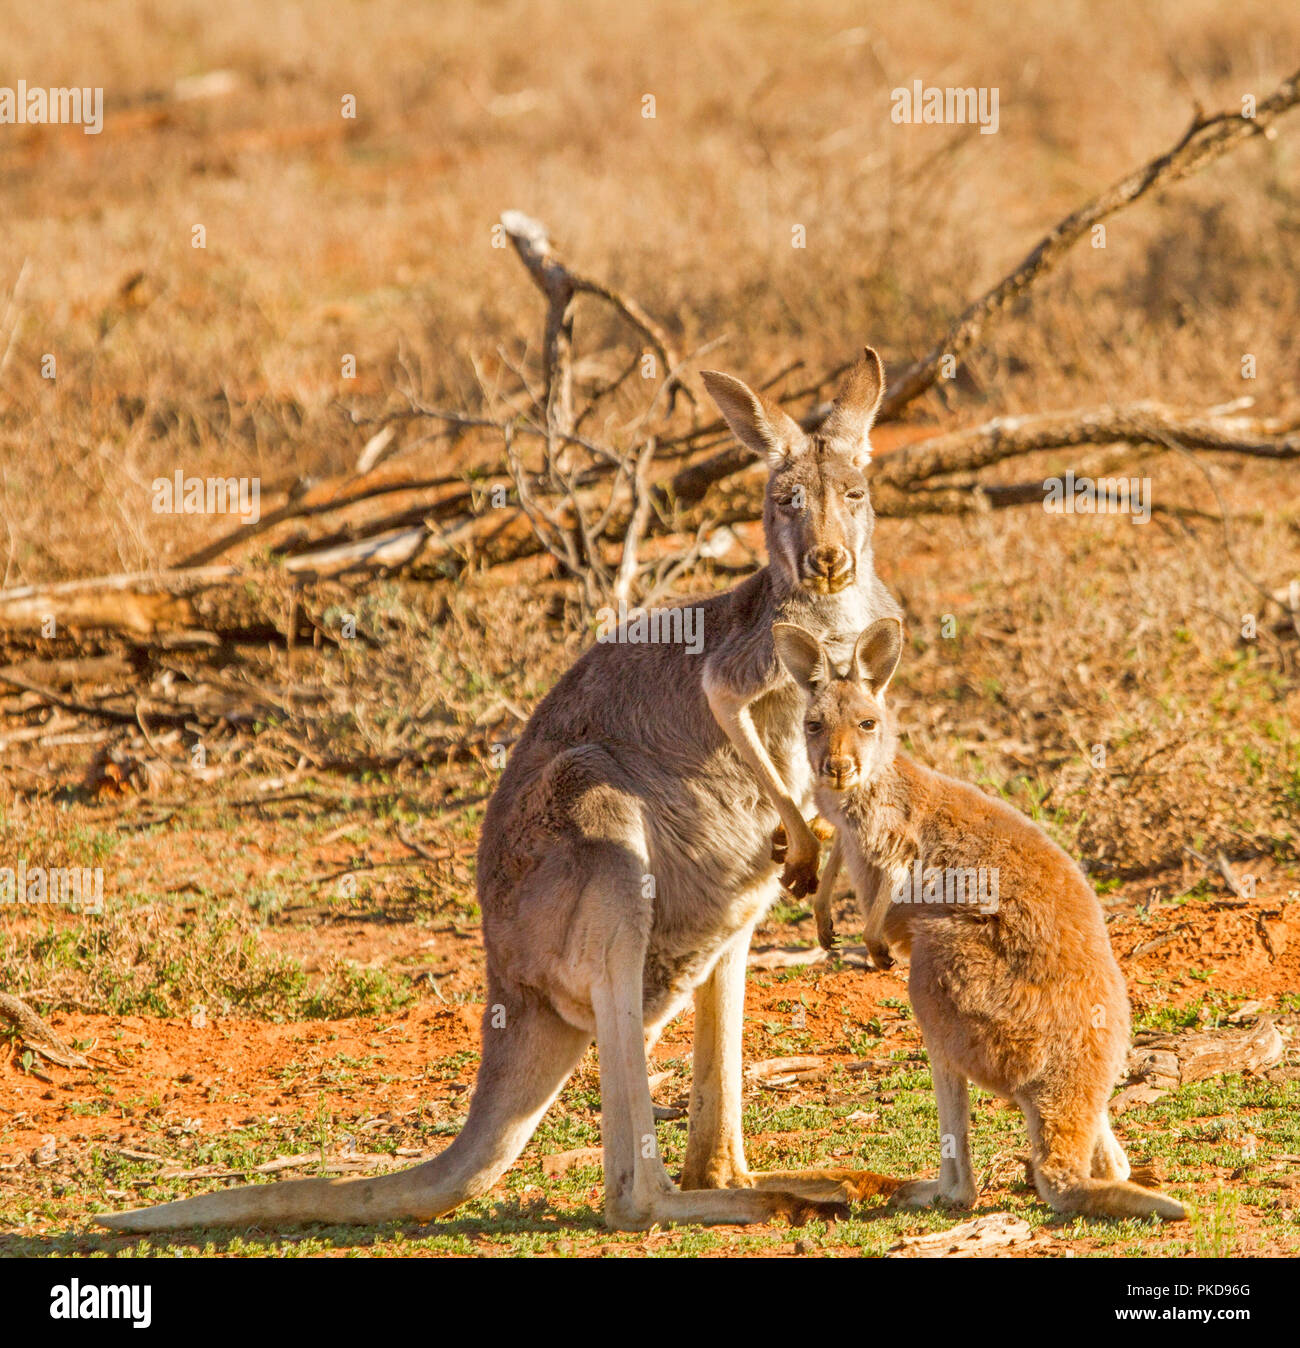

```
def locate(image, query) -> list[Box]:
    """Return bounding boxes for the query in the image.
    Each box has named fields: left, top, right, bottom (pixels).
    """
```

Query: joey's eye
left=805, top=719, right=823, bottom=734
left=845, top=488, right=866, bottom=503
left=858, top=719, right=877, bottom=732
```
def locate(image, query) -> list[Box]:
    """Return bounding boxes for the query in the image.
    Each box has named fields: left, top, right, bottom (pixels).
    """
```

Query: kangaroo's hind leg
left=679, top=904, right=898, bottom=1207
left=1091, top=1112, right=1131, bottom=1181
left=1023, top=1094, right=1184, bottom=1220
left=590, top=885, right=843, bottom=1229
left=679, top=920, right=755, bottom=1191
left=891, top=1058, right=977, bottom=1209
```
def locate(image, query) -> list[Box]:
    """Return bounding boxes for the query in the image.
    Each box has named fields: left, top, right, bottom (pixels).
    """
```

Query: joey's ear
left=818, top=347, right=885, bottom=466
left=852, top=617, right=902, bottom=695
left=701, top=370, right=804, bottom=470
left=773, top=622, right=829, bottom=693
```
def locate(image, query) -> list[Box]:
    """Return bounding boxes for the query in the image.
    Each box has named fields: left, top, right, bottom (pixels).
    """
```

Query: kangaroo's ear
left=819, top=347, right=885, bottom=466
left=773, top=622, right=829, bottom=693
left=852, top=617, right=902, bottom=695
left=701, top=370, right=804, bottom=470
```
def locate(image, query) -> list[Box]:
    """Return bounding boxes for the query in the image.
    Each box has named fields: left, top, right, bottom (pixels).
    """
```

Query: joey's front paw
left=866, top=938, right=895, bottom=970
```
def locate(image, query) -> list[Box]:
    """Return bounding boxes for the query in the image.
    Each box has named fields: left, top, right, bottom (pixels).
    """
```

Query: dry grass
left=1, top=0, right=1297, bottom=578
left=0, top=0, right=1298, bottom=1257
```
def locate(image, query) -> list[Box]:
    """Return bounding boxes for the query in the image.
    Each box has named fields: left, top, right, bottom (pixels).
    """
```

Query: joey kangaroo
left=773, top=618, right=1187, bottom=1222
left=97, top=349, right=901, bottom=1234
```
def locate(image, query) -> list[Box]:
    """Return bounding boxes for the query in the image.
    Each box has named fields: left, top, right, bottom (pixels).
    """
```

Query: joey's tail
left=96, top=993, right=589, bottom=1233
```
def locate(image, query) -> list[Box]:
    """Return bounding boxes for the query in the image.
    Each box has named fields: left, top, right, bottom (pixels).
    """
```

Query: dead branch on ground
left=0, top=992, right=91, bottom=1070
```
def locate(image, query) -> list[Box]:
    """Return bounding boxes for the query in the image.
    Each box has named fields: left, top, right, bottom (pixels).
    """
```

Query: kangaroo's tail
left=96, top=992, right=588, bottom=1233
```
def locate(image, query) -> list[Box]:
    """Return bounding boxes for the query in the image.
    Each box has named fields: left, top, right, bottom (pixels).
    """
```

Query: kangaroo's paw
left=780, top=848, right=820, bottom=898
left=750, top=1167, right=901, bottom=1204
left=770, top=824, right=788, bottom=863
left=866, top=939, right=895, bottom=970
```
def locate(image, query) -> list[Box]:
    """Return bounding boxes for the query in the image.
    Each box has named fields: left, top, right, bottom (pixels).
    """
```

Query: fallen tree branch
left=5, top=402, right=1289, bottom=642
left=657, top=402, right=1300, bottom=517
left=501, top=210, right=690, bottom=433
left=873, top=403, right=1300, bottom=488
left=1111, top=1016, right=1283, bottom=1112
left=177, top=470, right=463, bottom=569
left=0, top=992, right=91, bottom=1070
left=0, top=670, right=168, bottom=727
left=876, top=67, right=1300, bottom=421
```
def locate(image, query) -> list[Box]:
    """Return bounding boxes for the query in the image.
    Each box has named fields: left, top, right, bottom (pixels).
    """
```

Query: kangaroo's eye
left=845, top=488, right=866, bottom=503
left=859, top=719, right=877, bottom=732
left=805, top=719, right=823, bottom=734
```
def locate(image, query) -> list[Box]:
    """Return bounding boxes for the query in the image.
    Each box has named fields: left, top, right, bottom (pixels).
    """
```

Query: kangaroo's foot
left=1092, top=1116, right=1132, bottom=1181
left=890, top=1062, right=977, bottom=1210
left=607, top=1185, right=848, bottom=1231
left=680, top=1161, right=897, bottom=1206
left=596, top=905, right=846, bottom=1231
left=749, top=1166, right=900, bottom=1204
left=890, top=1176, right=977, bottom=1210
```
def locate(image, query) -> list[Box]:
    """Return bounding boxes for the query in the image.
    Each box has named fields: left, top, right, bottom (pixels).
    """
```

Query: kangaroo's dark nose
left=804, top=546, right=852, bottom=581
left=822, top=754, right=857, bottom=789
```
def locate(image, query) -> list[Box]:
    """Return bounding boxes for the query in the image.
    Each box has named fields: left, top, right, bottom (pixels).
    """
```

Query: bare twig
left=501, top=212, right=578, bottom=435
left=501, top=210, right=690, bottom=422
left=876, top=68, right=1300, bottom=420
left=612, top=439, right=657, bottom=605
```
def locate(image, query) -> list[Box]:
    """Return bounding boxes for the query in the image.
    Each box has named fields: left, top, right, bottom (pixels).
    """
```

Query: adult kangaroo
left=98, top=348, right=902, bottom=1233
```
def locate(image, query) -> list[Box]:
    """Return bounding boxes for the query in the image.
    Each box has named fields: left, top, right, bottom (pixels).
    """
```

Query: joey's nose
left=822, top=755, right=857, bottom=789
left=804, top=546, right=852, bottom=583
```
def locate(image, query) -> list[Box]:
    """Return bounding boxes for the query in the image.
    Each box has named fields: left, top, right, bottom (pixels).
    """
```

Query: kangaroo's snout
left=803, top=545, right=854, bottom=592
left=820, top=753, right=858, bottom=790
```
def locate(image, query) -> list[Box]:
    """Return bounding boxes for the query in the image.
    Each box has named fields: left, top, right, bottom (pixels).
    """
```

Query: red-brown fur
left=774, top=617, right=1187, bottom=1221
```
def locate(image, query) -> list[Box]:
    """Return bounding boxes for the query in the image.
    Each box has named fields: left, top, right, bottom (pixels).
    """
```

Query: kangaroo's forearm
left=706, top=683, right=811, bottom=842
